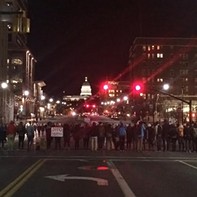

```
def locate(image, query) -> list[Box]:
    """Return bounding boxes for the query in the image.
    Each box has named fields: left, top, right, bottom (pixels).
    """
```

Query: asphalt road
left=0, top=150, right=197, bottom=197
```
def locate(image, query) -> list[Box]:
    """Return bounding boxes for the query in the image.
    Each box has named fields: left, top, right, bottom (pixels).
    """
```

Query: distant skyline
left=28, top=0, right=197, bottom=97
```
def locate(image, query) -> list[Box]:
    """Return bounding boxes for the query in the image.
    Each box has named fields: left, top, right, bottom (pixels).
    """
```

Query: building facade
left=128, top=37, right=197, bottom=122
left=0, top=0, right=35, bottom=123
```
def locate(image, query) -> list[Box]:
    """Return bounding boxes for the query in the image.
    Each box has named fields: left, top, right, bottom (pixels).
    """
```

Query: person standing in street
left=126, top=123, right=135, bottom=150
left=97, top=122, right=106, bottom=150
left=155, top=121, right=162, bottom=151
left=137, top=121, right=146, bottom=151
left=90, top=122, right=98, bottom=151
left=6, top=121, right=17, bottom=151
left=45, top=122, right=52, bottom=149
left=17, top=122, right=26, bottom=149
left=184, top=123, right=192, bottom=152
left=162, top=120, right=170, bottom=151
left=118, top=122, right=126, bottom=151
left=0, top=122, right=6, bottom=149
left=26, top=121, right=35, bottom=151
left=63, top=123, right=71, bottom=150
left=105, top=123, right=114, bottom=150
left=82, top=123, right=91, bottom=150
left=178, top=123, right=184, bottom=151
left=147, top=123, right=155, bottom=151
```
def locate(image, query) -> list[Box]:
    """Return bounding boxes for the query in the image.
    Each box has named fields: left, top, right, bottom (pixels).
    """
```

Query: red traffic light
left=101, top=82, right=109, bottom=92
left=103, top=84, right=109, bottom=90
left=135, top=84, right=141, bottom=91
left=132, top=81, right=144, bottom=94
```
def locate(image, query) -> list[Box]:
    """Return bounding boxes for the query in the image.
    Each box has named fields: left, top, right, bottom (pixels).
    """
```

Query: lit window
left=157, top=53, right=163, bottom=58
left=6, top=2, right=13, bottom=6
left=143, top=45, right=146, bottom=51
left=109, top=94, right=114, bottom=97
left=147, top=53, right=151, bottom=59
left=7, top=23, right=12, bottom=31
left=157, top=46, right=160, bottom=50
left=148, top=46, right=151, bottom=51
left=180, top=69, right=188, bottom=75
left=11, top=58, right=23, bottom=65
left=156, top=78, right=163, bottom=82
left=152, top=45, right=154, bottom=50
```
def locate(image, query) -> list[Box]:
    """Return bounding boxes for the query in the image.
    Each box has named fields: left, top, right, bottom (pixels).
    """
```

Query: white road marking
left=177, top=160, right=197, bottom=170
left=45, top=174, right=108, bottom=186
left=107, top=161, right=136, bottom=197
left=1, top=155, right=197, bottom=161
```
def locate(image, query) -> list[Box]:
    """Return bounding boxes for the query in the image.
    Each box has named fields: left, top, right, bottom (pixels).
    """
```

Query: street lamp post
left=0, top=82, right=8, bottom=123
left=23, top=90, right=29, bottom=120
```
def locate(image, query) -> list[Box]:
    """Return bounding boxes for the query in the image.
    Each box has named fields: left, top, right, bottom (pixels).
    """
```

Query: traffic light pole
left=155, top=89, right=192, bottom=125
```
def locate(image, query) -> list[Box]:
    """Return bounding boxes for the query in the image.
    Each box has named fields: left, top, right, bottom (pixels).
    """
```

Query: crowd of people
left=0, top=121, right=35, bottom=151
left=0, top=119, right=197, bottom=153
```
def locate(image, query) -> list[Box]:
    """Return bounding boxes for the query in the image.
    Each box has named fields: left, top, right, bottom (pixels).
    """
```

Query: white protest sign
left=51, top=127, right=63, bottom=137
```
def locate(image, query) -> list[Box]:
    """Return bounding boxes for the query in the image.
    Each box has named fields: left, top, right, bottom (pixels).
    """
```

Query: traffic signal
left=103, top=84, right=109, bottom=90
left=100, top=82, right=109, bottom=92
left=132, top=81, right=144, bottom=94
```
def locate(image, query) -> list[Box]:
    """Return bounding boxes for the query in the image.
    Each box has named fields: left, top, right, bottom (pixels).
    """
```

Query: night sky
left=27, top=0, right=197, bottom=97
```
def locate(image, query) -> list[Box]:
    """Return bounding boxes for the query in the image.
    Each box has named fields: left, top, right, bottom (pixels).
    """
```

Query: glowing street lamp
left=56, top=100, right=60, bottom=104
left=49, top=98, right=53, bottom=103
left=23, top=90, right=29, bottom=119
left=1, top=82, right=8, bottom=89
left=41, top=95, right=45, bottom=100
left=23, top=90, right=29, bottom=96
left=163, top=83, right=170, bottom=91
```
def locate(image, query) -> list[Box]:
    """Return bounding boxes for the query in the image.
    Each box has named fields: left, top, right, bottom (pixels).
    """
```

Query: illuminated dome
left=80, top=77, right=92, bottom=96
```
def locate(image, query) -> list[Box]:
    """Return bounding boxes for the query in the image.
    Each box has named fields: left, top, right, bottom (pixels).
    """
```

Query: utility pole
left=156, top=89, right=192, bottom=126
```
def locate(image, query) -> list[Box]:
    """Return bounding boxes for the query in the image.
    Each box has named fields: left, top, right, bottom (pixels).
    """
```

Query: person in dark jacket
left=72, top=124, right=81, bottom=150
left=184, top=123, right=192, bottom=152
left=82, top=123, right=91, bottom=150
left=26, top=121, right=35, bottom=151
left=162, top=120, right=170, bottom=151
left=118, top=122, right=126, bottom=151
left=16, top=122, right=26, bottom=149
left=45, top=122, right=52, bottom=149
left=169, top=123, right=178, bottom=151
left=126, top=123, right=135, bottom=150
left=63, top=123, right=71, bottom=150
left=0, top=122, right=6, bottom=149
left=90, top=122, right=98, bottom=151
left=147, top=123, right=155, bottom=151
